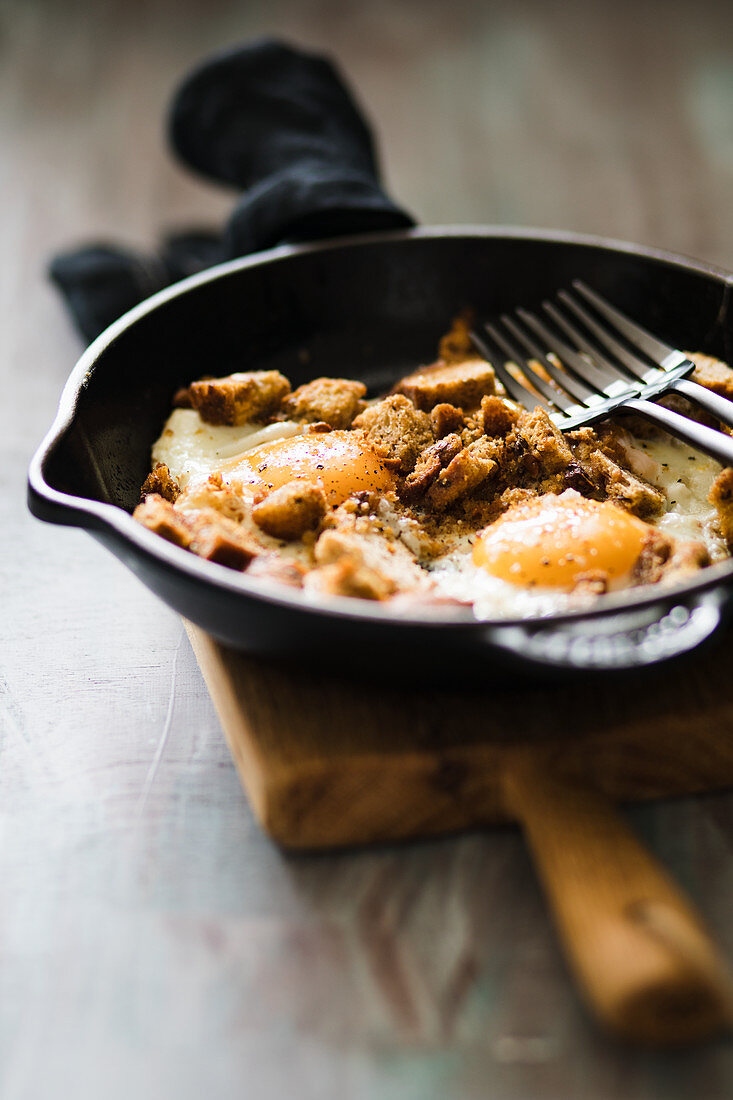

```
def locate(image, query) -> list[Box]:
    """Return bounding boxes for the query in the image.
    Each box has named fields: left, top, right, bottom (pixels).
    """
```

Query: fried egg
left=152, top=408, right=305, bottom=489
left=472, top=492, right=648, bottom=589
left=152, top=410, right=394, bottom=506
left=222, top=431, right=395, bottom=505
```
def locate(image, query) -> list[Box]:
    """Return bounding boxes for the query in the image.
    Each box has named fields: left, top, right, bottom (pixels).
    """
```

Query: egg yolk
left=218, top=430, right=395, bottom=506
left=473, top=492, right=649, bottom=589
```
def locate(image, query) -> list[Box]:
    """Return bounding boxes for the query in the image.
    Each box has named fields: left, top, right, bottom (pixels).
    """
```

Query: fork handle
left=669, top=378, right=733, bottom=431
left=623, top=397, right=733, bottom=467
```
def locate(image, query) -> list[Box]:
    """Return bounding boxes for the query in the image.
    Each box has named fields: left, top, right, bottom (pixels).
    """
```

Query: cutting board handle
left=506, top=758, right=733, bottom=1044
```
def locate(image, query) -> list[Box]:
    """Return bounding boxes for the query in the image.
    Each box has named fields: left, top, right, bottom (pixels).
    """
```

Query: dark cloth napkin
left=49, top=39, right=414, bottom=344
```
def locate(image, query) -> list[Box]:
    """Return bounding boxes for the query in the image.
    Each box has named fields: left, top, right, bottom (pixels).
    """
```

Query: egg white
left=152, top=409, right=305, bottom=489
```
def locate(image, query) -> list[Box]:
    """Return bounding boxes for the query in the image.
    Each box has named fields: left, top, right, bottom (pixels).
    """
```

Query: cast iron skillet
left=28, top=227, right=733, bottom=677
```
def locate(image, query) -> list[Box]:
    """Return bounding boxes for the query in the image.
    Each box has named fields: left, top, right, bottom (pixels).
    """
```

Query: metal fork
left=470, top=281, right=733, bottom=466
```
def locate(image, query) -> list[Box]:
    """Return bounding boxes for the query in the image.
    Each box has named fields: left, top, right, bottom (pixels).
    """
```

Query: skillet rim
left=28, top=224, right=733, bottom=633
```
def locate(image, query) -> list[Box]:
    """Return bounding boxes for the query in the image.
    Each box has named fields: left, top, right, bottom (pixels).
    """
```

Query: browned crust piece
left=437, top=311, right=475, bottom=362
left=426, top=437, right=498, bottom=510
left=309, top=530, right=397, bottom=601
left=689, top=353, right=733, bottom=399
left=710, top=467, right=733, bottom=546
left=586, top=450, right=665, bottom=518
left=352, top=395, right=433, bottom=473
left=568, top=426, right=665, bottom=518
left=133, top=494, right=259, bottom=570
left=480, top=395, right=522, bottom=438
left=252, top=481, right=327, bottom=540
left=513, top=407, right=574, bottom=474
left=631, top=527, right=708, bottom=587
left=187, top=370, right=291, bottom=426
left=133, top=494, right=192, bottom=548
left=281, top=377, right=367, bottom=429
left=571, top=570, right=610, bottom=597
left=174, top=473, right=249, bottom=523
left=245, top=554, right=307, bottom=589
left=187, top=509, right=260, bottom=569
left=140, top=463, right=180, bottom=503
left=394, top=358, right=496, bottom=412
left=430, top=403, right=465, bottom=438
left=401, top=433, right=463, bottom=504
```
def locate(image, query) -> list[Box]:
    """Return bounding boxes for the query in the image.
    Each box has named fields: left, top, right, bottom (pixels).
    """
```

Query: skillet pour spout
left=29, top=228, right=733, bottom=679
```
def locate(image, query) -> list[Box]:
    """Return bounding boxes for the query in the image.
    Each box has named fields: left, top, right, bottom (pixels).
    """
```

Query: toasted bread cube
left=252, top=481, right=327, bottom=540
left=710, top=467, right=733, bottom=546
left=352, top=395, right=433, bottom=472
left=430, top=403, right=465, bottom=438
left=515, top=408, right=573, bottom=474
left=282, top=377, right=367, bottom=429
left=188, top=509, right=259, bottom=569
left=140, top=463, right=180, bottom=503
left=480, top=395, right=521, bottom=438
left=188, top=370, right=290, bottom=426
left=690, top=353, right=733, bottom=400
left=394, top=358, right=496, bottom=411
left=133, top=494, right=192, bottom=548
left=426, top=437, right=498, bottom=510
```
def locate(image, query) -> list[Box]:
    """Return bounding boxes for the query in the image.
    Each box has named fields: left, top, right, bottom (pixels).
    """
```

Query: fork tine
left=540, top=303, right=625, bottom=384
left=558, top=290, right=659, bottom=382
left=501, top=313, right=596, bottom=406
left=485, top=322, right=574, bottom=411
left=572, top=280, right=676, bottom=363
left=469, top=327, right=553, bottom=412
left=518, top=306, right=625, bottom=399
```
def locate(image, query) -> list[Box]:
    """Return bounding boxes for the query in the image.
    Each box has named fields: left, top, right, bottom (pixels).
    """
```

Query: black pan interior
left=43, top=231, right=732, bottom=514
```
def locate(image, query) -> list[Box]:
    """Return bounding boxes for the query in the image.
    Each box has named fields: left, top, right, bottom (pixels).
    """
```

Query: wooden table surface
left=3, top=1, right=733, bottom=1096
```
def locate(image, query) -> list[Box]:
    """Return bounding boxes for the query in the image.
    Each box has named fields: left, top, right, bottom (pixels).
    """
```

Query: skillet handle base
left=484, top=587, right=728, bottom=674
left=506, top=760, right=733, bottom=1044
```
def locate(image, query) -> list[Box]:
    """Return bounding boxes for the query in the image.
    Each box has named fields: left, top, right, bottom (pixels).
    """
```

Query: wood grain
left=187, top=623, right=733, bottom=848
left=188, top=622, right=733, bottom=1042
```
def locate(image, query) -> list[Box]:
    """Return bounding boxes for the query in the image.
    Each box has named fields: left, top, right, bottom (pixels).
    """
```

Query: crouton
left=571, top=570, right=610, bottom=597
left=394, top=358, right=496, bottom=412
left=631, top=528, right=673, bottom=585
left=480, top=395, right=521, bottom=438
left=710, top=467, right=733, bottom=546
left=282, top=377, right=367, bottom=429
left=514, top=407, right=573, bottom=474
left=246, top=554, right=307, bottom=589
left=133, top=495, right=193, bottom=548
left=309, top=524, right=427, bottom=601
left=140, top=463, right=180, bottom=503
left=587, top=450, right=665, bottom=518
left=690, top=353, right=733, bottom=400
left=252, top=481, right=327, bottom=540
left=632, top=527, right=708, bottom=587
left=430, top=403, right=465, bottom=438
left=663, top=539, right=710, bottom=583
left=174, top=473, right=249, bottom=524
left=426, top=437, right=498, bottom=510
left=401, top=433, right=463, bottom=503
left=188, top=509, right=259, bottom=570
left=309, top=530, right=398, bottom=601
left=437, top=311, right=475, bottom=362
left=352, top=395, right=433, bottom=472
left=306, top=558, right=397, bottom=601
left=187, top=370, right=291, bottom=426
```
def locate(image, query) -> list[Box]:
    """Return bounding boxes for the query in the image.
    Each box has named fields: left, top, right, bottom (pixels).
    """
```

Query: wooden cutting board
left=186, top=621, right=733, bottom=1044
left=186, top=622, right=733, bottom=850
